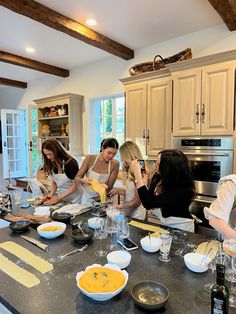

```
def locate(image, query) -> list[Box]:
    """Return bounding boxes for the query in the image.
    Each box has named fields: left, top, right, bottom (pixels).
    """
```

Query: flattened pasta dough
left=129, top=220, right=169, bottom=234
left=0, top=241, right=53, bottom=273
left=0, top=253, right=40, bottom=288
left=88, top=179, right=106, bottom=203
left=195, top=240, right=220, bottom=259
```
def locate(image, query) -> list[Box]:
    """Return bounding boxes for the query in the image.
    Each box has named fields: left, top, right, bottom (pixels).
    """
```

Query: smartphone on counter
left=138, top=159, right=146, bottom=173
left=117, top=238, right=138, bottom=251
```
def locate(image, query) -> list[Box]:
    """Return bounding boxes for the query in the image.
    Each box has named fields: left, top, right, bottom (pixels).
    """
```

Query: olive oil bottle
left=211, top=264, right=229, bottom=314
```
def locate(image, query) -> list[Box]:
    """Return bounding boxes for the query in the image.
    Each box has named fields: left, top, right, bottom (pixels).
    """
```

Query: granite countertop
left=0, top=210, right=227, bottom=314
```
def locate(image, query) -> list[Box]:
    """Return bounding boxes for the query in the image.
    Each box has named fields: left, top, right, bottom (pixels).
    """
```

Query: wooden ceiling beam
left=0, top=0, right=134, bottom=60
left=0, top=51, right=69, bottom=77
left=208, top=0, right=236, bottom=31
left=0, top=77, right=27, bottom=89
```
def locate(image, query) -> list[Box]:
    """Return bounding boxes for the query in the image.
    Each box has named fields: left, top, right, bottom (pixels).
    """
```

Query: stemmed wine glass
left=106, top=207, right=119, bottom=250
left=94, top=217, right=108, bottom=257
left=223, top=238, right=236, bottom=307
left=116, top=215, right=130, bottom=246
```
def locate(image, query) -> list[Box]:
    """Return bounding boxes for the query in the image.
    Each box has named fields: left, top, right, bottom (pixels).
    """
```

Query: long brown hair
left=42, top=139, right=73, bottom=175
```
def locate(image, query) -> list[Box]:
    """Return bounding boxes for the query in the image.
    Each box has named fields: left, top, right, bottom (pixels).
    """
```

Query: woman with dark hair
left=41, top=139, right=81, bottom=205
left=130, top=149, right=195, bottom=231
left=76, top=138, right=119, bottom=205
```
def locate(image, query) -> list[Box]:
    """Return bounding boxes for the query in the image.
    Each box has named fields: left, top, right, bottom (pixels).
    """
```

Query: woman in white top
left=41, top=139, right=82, bottom=205
left=76, top=138, right=119, bottom=206
left=108, top=141, right=150, bottom=221
left=204, top=174, right=236, bottom=239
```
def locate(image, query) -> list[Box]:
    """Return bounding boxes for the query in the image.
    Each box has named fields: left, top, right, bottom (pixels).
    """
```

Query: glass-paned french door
left=27, top=105, right=41, bottom=177
left=1, top=109, right=27, bottom=179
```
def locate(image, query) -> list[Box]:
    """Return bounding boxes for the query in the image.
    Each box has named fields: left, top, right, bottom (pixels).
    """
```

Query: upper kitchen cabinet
left=121, top=71, right=172, bottom=157
left=172, top=61, right=235, bottom=136
left=34, top=93, right=83, bottom=156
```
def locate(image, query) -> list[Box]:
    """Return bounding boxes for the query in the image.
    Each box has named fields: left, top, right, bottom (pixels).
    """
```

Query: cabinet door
left=201, top=61, right=235, bottom=135
left=172, top=68, right=201, bottom=136
left=147, top=78, right=172, bottom=155
left=125, top=83, right=147, bottom=156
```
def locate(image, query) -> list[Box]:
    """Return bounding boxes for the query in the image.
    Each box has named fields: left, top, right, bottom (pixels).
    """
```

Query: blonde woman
left=108, top=141, right=150, bottom=220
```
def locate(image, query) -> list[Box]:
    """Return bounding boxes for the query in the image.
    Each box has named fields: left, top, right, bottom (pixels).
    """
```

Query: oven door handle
left=183, top=152, right=230, bottom=157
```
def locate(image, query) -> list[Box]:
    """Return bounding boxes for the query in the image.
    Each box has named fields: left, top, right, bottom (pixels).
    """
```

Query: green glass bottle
left=211, top=264, right=229, bottom=314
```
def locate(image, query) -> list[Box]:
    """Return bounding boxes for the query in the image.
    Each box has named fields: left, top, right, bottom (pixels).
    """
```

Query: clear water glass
left=13, top=190, right=22, bottom=204
left=106, top=207, right=119, bottom=250
left=159, top=234, right=173, bottom=262
left=94, top=217, right=107, bottom=257
left=116, top=216, right=130, bottom=245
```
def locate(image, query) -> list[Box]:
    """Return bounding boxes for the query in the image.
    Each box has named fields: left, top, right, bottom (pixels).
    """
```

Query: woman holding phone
left=130, top=149, right=195, bottom=231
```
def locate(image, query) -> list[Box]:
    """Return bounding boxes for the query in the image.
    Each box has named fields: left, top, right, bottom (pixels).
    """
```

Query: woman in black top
left=130, top=149, right=195, bottom=230
left=42, top=139, right=81, bottom=205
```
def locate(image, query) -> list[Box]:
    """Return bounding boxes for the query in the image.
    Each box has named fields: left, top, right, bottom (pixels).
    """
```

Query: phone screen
left=119, top=238, right=138, bottom=250
left=138, top=160, right=146, bottom=173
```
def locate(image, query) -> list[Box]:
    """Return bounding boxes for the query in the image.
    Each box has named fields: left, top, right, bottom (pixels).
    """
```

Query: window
left=89, top=94, right=125, bottom=154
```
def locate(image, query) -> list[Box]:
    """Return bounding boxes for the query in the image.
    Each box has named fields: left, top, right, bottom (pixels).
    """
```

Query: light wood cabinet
left=34, top=93, right=83, bottom=156
left=172, top=61, right=235, bottom=136
left=123, top=75, right=172, bottom=156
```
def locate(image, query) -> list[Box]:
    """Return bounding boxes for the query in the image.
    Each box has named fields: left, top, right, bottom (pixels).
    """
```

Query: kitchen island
left=0, top=211, right=225, bottom=314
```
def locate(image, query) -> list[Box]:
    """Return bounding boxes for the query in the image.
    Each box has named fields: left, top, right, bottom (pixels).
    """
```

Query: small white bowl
left=76, top=263, right=128, bottom=301
left=37, top=222, right=66, bottom=239
left=184, top=252, right=211, bottom=273
left=107, top=250, right=131, bottom=269
left=140, top=236, right=161, bottom=253
left=88, top=217, right=102, bottom=229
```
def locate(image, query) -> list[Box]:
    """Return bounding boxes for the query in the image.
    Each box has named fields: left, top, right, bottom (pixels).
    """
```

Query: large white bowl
left=37, top=221, right=66, bottom=239
left=107, top=250, right=131, bottom=269
left=140, top=236, right=161, bottom=253
left=76, top=263, right=128, bottom=301
left=184, top=252, right=211, bottom=273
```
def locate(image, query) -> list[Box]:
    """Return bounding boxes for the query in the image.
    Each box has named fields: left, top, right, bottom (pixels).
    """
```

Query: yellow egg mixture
left=78, top=267, right=125, bottom=293
left=40, top=226, right=62, bottom=232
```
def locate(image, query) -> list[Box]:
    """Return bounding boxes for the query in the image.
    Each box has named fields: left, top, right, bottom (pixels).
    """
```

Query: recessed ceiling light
left=25, top=47, right=35, bottom=53
left=85, top=19, right=97, bottom=26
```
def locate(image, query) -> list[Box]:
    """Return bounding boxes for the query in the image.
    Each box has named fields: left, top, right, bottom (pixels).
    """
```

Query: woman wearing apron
left=108, top=141, right=150, bottom=221
left=130, top=149, right=195, bottom=231
left=76, top=138, right=119, bottom=206
left=41, top=139, right=81, bottom=205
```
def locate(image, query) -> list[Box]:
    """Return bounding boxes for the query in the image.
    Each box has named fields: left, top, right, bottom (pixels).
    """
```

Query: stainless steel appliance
left=172, top=137, right=234, bottom=198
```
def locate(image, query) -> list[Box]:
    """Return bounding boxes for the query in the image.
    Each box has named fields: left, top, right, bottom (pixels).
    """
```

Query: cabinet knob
left=196, top=104, right=200, bottom=124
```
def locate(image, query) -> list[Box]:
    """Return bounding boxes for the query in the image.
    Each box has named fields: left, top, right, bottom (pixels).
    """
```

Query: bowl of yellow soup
left=76, top=263, right=128, bottom=301
left=37, top=221, right=66, bottom=239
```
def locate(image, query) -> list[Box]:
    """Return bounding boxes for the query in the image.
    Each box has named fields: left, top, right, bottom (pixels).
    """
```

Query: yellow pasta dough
left=79, top=267, right=125, bottom=293
left=0, top=253, right=40, bottom=288
left=129, top=220, right=169, bottom=234
left=0, top=241, right=53, bottom=274
left=195, top=240, right=220, bottom=259
left=88, top=179, right=106, bottom=203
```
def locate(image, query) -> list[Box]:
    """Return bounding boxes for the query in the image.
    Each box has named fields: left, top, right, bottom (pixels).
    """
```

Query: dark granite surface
left=0, top=207, right=232, bottom=314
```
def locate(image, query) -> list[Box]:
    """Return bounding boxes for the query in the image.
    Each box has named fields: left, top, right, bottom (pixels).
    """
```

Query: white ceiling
left=0, top=0, right=222, bottom=83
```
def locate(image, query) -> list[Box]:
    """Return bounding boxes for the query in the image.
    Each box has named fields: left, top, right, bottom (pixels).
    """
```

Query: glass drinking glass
left=223, top=238, right=236, bottom=307
left=172, top=230, right=188, bottom=256
left=94, top=217, right=108, bottom=257
left=13, top=190, right=22, bottom=204
left=159, top=234, right=173, bottom=262
left=116, top=215, right=130, bottom=246
left=106, top=207, right=119, bottom=250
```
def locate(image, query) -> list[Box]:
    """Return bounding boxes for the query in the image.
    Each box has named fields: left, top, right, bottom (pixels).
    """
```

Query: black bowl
left=9, top=220, right=31, bottom=233
left=52, top=212, right=73, bottom=223
left=131, top=281, right=169, bottom=310
left=71, top=227, right=94, bottom=243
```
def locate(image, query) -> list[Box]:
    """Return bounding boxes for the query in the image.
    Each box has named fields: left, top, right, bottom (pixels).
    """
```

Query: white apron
left=81, top=155, right=111, bottom=206
left=51, top=170, right=81, bottom=204
left=125, top=179, right=146, bottom=221
left=151, top=208, right=194, bottom=232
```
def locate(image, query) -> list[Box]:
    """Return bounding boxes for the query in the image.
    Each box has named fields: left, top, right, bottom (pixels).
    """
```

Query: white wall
left=1, top=23, right=236, bottom=155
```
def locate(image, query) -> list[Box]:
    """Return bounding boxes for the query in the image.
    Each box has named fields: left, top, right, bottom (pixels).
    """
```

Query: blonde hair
left=119, top=141, right=144, bottom=180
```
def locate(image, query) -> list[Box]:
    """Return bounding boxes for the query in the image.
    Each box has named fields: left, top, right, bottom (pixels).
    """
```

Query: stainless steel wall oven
left=172, top=137, right=234, bottom=198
